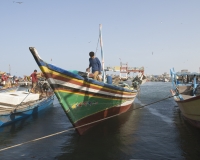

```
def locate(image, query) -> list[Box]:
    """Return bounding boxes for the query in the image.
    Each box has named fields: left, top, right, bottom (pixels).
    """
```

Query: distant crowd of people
left=0, top=70, right=42, bottom=89
left=0, top=70, right=50, bottom=97
left=0, top=72, right=18, bottom=88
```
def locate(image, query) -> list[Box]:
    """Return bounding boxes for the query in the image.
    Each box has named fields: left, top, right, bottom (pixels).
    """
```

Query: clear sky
left=1, top=0, right=200, bottom=77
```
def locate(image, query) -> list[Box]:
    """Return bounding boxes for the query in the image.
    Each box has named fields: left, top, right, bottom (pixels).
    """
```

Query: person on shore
left=86, top=51, right=102, bottom=81
left=6, top=75, right=11, bottom=88
left=12, top=75, right=16, bottom=85
left=30, top=70, right=38, bottom=93
left=1, top=73, right=7, bottom=87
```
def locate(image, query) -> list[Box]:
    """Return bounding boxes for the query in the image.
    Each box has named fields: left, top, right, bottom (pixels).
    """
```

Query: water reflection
left=1, top=83, right=200, bottom=159
left=56, top=105, right=140, bottom=160
left=174, top=106, right=200, bottom=159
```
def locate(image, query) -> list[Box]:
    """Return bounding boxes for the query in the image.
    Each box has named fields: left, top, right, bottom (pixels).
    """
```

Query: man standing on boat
left=30, top=69, right=38, bottom=93
left=87, top=51, right=102, bottom=81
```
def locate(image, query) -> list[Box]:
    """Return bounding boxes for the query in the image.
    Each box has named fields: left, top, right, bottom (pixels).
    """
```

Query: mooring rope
left=135, top=95, right=174, bottom=109
left=11, top=83, right=40, bottom=113
left=0, top=94, right=175, bottom=152
left=11, top=91, right=32, bottom=113
left=11, top=81, right=52, bottom=113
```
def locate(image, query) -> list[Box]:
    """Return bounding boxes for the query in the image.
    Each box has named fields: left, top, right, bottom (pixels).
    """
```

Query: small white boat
left=0, top=90, right=54, bottom=127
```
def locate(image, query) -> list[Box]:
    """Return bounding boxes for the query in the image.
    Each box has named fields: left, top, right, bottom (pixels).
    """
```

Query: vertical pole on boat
left=173, top=68, right=178, bottom=85
left=119, top=59, right=122, bottom=80
left=170, top=68, right=175, bottom=89
left=193, top=75, right=197, bottom=96
left=99, top=24, right=106, bottom=83
left=170, top=68, right=183, bottom=100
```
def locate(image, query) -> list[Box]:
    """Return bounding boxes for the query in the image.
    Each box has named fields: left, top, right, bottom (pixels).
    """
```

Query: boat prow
left=29, top=47, right=137, bottom=135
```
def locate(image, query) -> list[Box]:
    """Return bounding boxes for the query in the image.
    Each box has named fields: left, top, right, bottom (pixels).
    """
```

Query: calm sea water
left=0, top=82, right=200, bottom=160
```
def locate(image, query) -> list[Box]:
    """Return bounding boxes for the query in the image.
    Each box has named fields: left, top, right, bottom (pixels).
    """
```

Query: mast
left=9, top=64, right=11, bottom=75
left=193, top=75, right=197, bottom=96
left=99, top=24, right=106, bottom=82
left=170, top=68, right=176, bottom=89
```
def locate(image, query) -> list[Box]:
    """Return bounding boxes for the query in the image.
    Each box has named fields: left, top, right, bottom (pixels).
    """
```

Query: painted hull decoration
left=29, top=47, right=138, bottom=135
left=0, top=91, right=54, bottom=127
left=170, top=68, right=200, bottom=128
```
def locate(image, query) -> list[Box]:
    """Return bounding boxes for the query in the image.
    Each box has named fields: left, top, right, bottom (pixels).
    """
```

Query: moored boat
left=170, top=68, right=200, bottom=128
left=0, top=89, right=54, bottom=127
left=29, top=25, right=138, bottom=135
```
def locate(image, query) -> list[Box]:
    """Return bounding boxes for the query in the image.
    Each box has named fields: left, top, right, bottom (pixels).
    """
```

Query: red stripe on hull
left=46, top=73, right=133, bottom=96
left=74, top=103, right=132, bottom=135
left=55, top=87, right=135, bottom=100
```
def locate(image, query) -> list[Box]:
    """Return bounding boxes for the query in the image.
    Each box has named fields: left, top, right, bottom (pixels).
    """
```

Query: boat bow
left=29, top=41, right=138, bottom=135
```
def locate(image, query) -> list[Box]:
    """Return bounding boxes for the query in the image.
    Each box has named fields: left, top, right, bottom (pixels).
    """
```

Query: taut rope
left=0, top=94, right=175, bottom=152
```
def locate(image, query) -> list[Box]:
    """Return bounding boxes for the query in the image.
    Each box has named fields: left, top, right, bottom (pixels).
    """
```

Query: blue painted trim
left=0, top=96, right=54, bottom=127
left=31, top=47, right=134, bottom=93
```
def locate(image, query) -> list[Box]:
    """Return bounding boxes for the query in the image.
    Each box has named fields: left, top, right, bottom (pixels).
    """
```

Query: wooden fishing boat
left=170, top=68, right=200, bottom=128
left=0, top=90, right=54, bottom=127
left=29, top=25, right=138, bottom=135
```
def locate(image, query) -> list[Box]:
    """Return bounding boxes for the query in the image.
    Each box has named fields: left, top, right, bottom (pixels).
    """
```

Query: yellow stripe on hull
left=41, top=66, right=134, bottom=95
